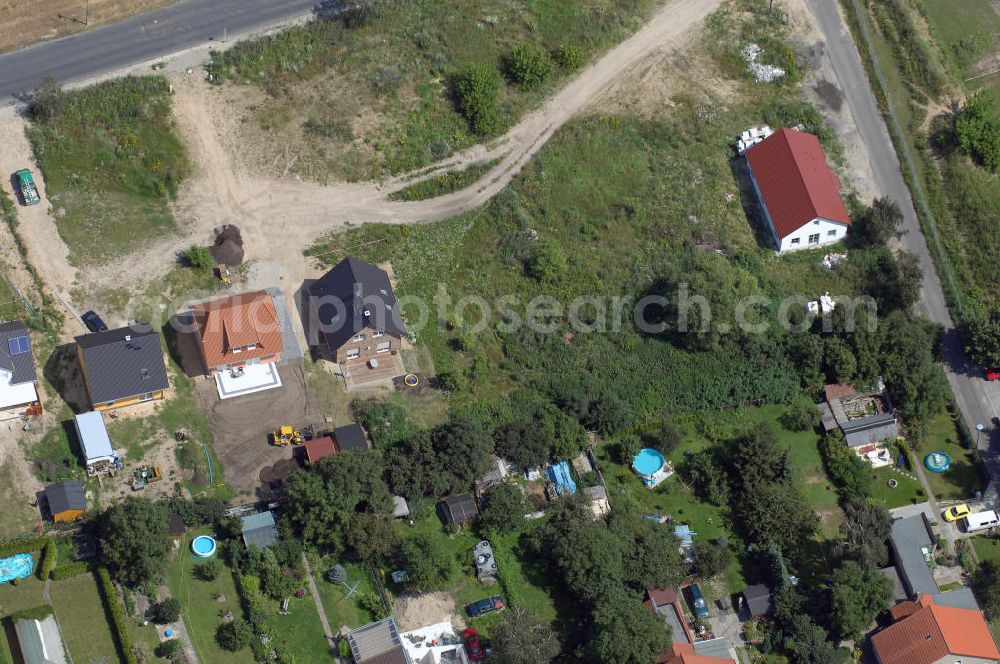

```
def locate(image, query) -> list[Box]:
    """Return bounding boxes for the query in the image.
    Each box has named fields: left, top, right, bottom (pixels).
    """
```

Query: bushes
left=216, top=619, right=253, bottom=652
left=0, top=535, right=47, bottom=557
left=195, top=558, right=221, bottom=581
left=186, top=245, right=214, bottom=271
left=154, top=597, right=181, bottom=624
left=155, top=638, right=182, bottom=659
left=553, top=44, right=585, bottom=71
left=508, top=44, right=553, bottom=90
left=51, top=561, right=91, bottom=580
left=455, top=64, right=502, bottom=135
left=37, top=539, right=56, bottom=580
left=96, top=566, right=138, bottom=664
left=955, top=89, right=1000, bottom=173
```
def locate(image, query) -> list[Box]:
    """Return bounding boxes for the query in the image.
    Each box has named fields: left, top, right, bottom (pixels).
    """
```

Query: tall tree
left=347, top=512, right=397, bottom=562
left=725, top=427, right=792, bottom=494
left=830, top=561, right=892, bottom=640
left=491, top=608, right=560, bottom=664
left=401, top=533, right=456, bottom=592
left=591, top=589, right=670, bottom=664
left=971, top=559, right=1000, bottom=615
left=839, top=497, right=891, bottom=568
left=609, top=512, right=686, bottom=591
left=478, top=483, right=528, bottom=534
left=431, top=415, right=493, bottom=492
left=737, top=482, right=818, bottom=556
left=99, top=497, right=170, bottom=586
left=853, top=197, right=904, bottom=246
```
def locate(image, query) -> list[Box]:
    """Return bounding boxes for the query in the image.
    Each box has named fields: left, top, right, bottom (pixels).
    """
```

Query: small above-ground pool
left=924, top=452, right=952, bottom=473
left=191, top=535, right=217, bottom=559
left=0, top=554, right=34, bottom=583
left=633, top=448, right=666, bottom=479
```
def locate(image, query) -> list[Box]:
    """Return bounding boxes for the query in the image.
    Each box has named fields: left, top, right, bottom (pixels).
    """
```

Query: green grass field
left=27, top=76, right=188, bottom=266
left=48, top=572, right=119, bottom=663
left=309, top=555, right=376, bottom=631
left=166, top=531, right=250, bottom=664
left=208, top=0, right=658, bottom=181
left=870, top=466, right=924, bottom=510
left=261, top=591, right=331, bottom=662
left=915, top=410, right=984, bottom=501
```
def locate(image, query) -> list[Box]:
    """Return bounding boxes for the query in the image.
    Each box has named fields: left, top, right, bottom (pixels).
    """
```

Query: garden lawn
left=915, top=410, right=984, bottom=502
left=870, top=466, right=924, bottom=510
left=27, top=76, right=188, bottom=266
left=261, top=592, right=330, bottom=662
left=49, top=572, right=118, bottom=663
left=0, top=575, right=47, bottom=664
left=165, top=531, right=249, bottom=664
left=309, top=556, right=375, bottom=631
left=972, top=535, right=1000, bottom=565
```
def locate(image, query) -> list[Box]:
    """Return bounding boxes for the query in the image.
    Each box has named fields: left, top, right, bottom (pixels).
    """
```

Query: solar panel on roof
left=7, top=336, right=29, bottom=355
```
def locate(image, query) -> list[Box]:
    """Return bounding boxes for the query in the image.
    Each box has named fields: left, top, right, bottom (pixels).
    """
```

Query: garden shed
left=438, top=494, right=478, bottom=527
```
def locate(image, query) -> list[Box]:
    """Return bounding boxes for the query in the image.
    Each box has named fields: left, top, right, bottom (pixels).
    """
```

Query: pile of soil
left=211, top=225, right=244, bottom=265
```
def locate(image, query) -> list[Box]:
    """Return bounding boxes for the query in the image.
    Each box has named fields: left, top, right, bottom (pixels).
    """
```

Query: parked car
left=686, top=583, right=710, bottom=619
left=987, top=368, right=1000, bottom=381
left=465, top=595, right=506, bottom=618
left=463, top=628, right=485, bottom=662
left=944, top=504, right=971, bottom=522
left=81, top=310, right=108, bottom=333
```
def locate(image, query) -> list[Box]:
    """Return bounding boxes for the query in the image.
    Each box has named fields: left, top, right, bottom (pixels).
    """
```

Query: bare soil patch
left=198, top=359, right=325, bottom=493
left=0, top=0, right=178, bottom=54
left=393, top=592, right=464, bottom=632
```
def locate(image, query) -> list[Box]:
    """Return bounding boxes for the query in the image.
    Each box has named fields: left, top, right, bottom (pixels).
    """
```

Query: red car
left=987, top=368, right=1000, bottom=382
left=463, top=628, right=485, bottom=662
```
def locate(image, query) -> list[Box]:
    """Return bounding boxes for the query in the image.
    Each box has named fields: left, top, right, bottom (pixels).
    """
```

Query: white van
left=964, top=510, right=1000, bottom=533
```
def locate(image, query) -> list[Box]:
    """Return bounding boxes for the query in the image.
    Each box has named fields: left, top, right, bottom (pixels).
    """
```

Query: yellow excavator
left=272, top=425, right=302, bottom=446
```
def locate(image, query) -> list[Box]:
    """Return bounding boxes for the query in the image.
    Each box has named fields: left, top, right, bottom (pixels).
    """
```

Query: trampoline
left=924, top=452, right=952, bottom=473
left=0, top=554, right=34, bottom=583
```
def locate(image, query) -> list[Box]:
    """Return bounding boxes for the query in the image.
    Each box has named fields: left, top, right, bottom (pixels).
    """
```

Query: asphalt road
left=804, top=0, right=1000, bottom=505
left=0, top=0, right=321, bottom=102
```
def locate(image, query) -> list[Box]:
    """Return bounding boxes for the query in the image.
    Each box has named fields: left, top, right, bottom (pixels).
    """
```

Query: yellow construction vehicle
left=272, top=426, right=303, bottom=446
left=215, top=266, right=232, bottom=288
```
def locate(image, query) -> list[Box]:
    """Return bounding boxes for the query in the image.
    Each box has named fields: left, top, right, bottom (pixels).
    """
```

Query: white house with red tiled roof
left=744, top=128, right=851, bottom=253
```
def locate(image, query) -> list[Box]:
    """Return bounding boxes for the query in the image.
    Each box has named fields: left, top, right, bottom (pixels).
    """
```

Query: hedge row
left=8, top=604, right=54, bottom=621
left=37, top=540, right=56, bottom=580
left=481, top=529, right=521, bottom=608
left=0, top=535, right=48, bottom=558
left=96, top=566, right=137, bottom=664
left=50, top=561, right=91, bottom=581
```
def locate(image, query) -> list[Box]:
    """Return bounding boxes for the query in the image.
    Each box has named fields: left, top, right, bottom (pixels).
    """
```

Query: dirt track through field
left=69, top=0, right=724, bottom=298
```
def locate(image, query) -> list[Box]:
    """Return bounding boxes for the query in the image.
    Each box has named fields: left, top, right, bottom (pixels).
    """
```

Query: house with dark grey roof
left=43, top=480, right=86, bottom=523
left=0, top=321, right=41, bottom=419
left=823, top=383, right=898, bottom=455
left=738, top=584, right=773, bottom=619
left=308, top=257, right=407, bottom=364
left=438, top=494, right=478, bottom=527
left=333, top=423, right=370, bottom=452
left=75, top=324, right=169, bottom=411
left=347, top=617, right=412, bottom=664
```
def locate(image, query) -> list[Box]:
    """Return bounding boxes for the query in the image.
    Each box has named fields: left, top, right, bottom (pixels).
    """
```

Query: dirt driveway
left=198, top=358, right=324, bottom=494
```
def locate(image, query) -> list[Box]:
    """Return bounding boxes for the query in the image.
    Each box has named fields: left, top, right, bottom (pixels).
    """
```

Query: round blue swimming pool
left=924, top=452, right=952, bottom=473
left=191, top=535, right=217, bottom=558
left=632, top=448, right=666, bottom=478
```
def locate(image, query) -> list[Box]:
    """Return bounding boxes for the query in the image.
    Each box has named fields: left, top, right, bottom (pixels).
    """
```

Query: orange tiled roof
left=660, top=643, right=734, bottom=664
left=191, top=291, right=283, bottom=369
left=872, top=595, right=1000, bottom=664
left=304, top=436, right=337, bottom=464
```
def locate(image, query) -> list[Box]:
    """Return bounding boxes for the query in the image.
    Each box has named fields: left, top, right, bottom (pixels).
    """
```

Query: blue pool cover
left=0, top=553, right=34, bottom=583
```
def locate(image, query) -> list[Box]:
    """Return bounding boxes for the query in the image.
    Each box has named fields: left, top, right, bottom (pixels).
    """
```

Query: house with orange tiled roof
left=189, top=291, right=286, bottom=399
left=871, top=594, right=1000, bottom=664
left=190, top=291, right=284, bottom=375
left=644, top=588, right=736, bottom=664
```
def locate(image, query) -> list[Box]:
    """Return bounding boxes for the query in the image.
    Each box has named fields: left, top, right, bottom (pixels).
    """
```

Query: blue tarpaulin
left=546, top=461, right=577, bottom=496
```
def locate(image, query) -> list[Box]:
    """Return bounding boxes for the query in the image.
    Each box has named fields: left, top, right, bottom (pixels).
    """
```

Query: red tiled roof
left=191, top=291, right=284, bottom=370
left=304, top=436, right=337, bottom=464
left=889, top=600, right=920, bottom=621
left=824, top=383, right=857, bottom=403
left=872, top=595, right=1000, bottom=664
left=745, top=128, right=850, bottom=239
left=660, top=643, right=734, bottom=664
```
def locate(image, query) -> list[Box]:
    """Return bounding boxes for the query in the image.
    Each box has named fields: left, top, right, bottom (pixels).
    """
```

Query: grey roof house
left=241, top=511, right=279, bottom=550
left=75, top=324, right=169, bottom=410
left=738, top=584, right=773, bottom=619
left=438, top=494, right=478, bottom=527
left=308, top=256, right=408, bottom=360
left=0, top=320, right=41, bottom=418
left=889, top=512, right=982, bottom=610
left=347, top=617, right=412, bottom=664
left=43, top=480, right=86, bottom=522
left=822, top=383, right=898, bottom=449
left=15, top=615, right=68, bottom=664
left=333, top=423, right=371, bottom=452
